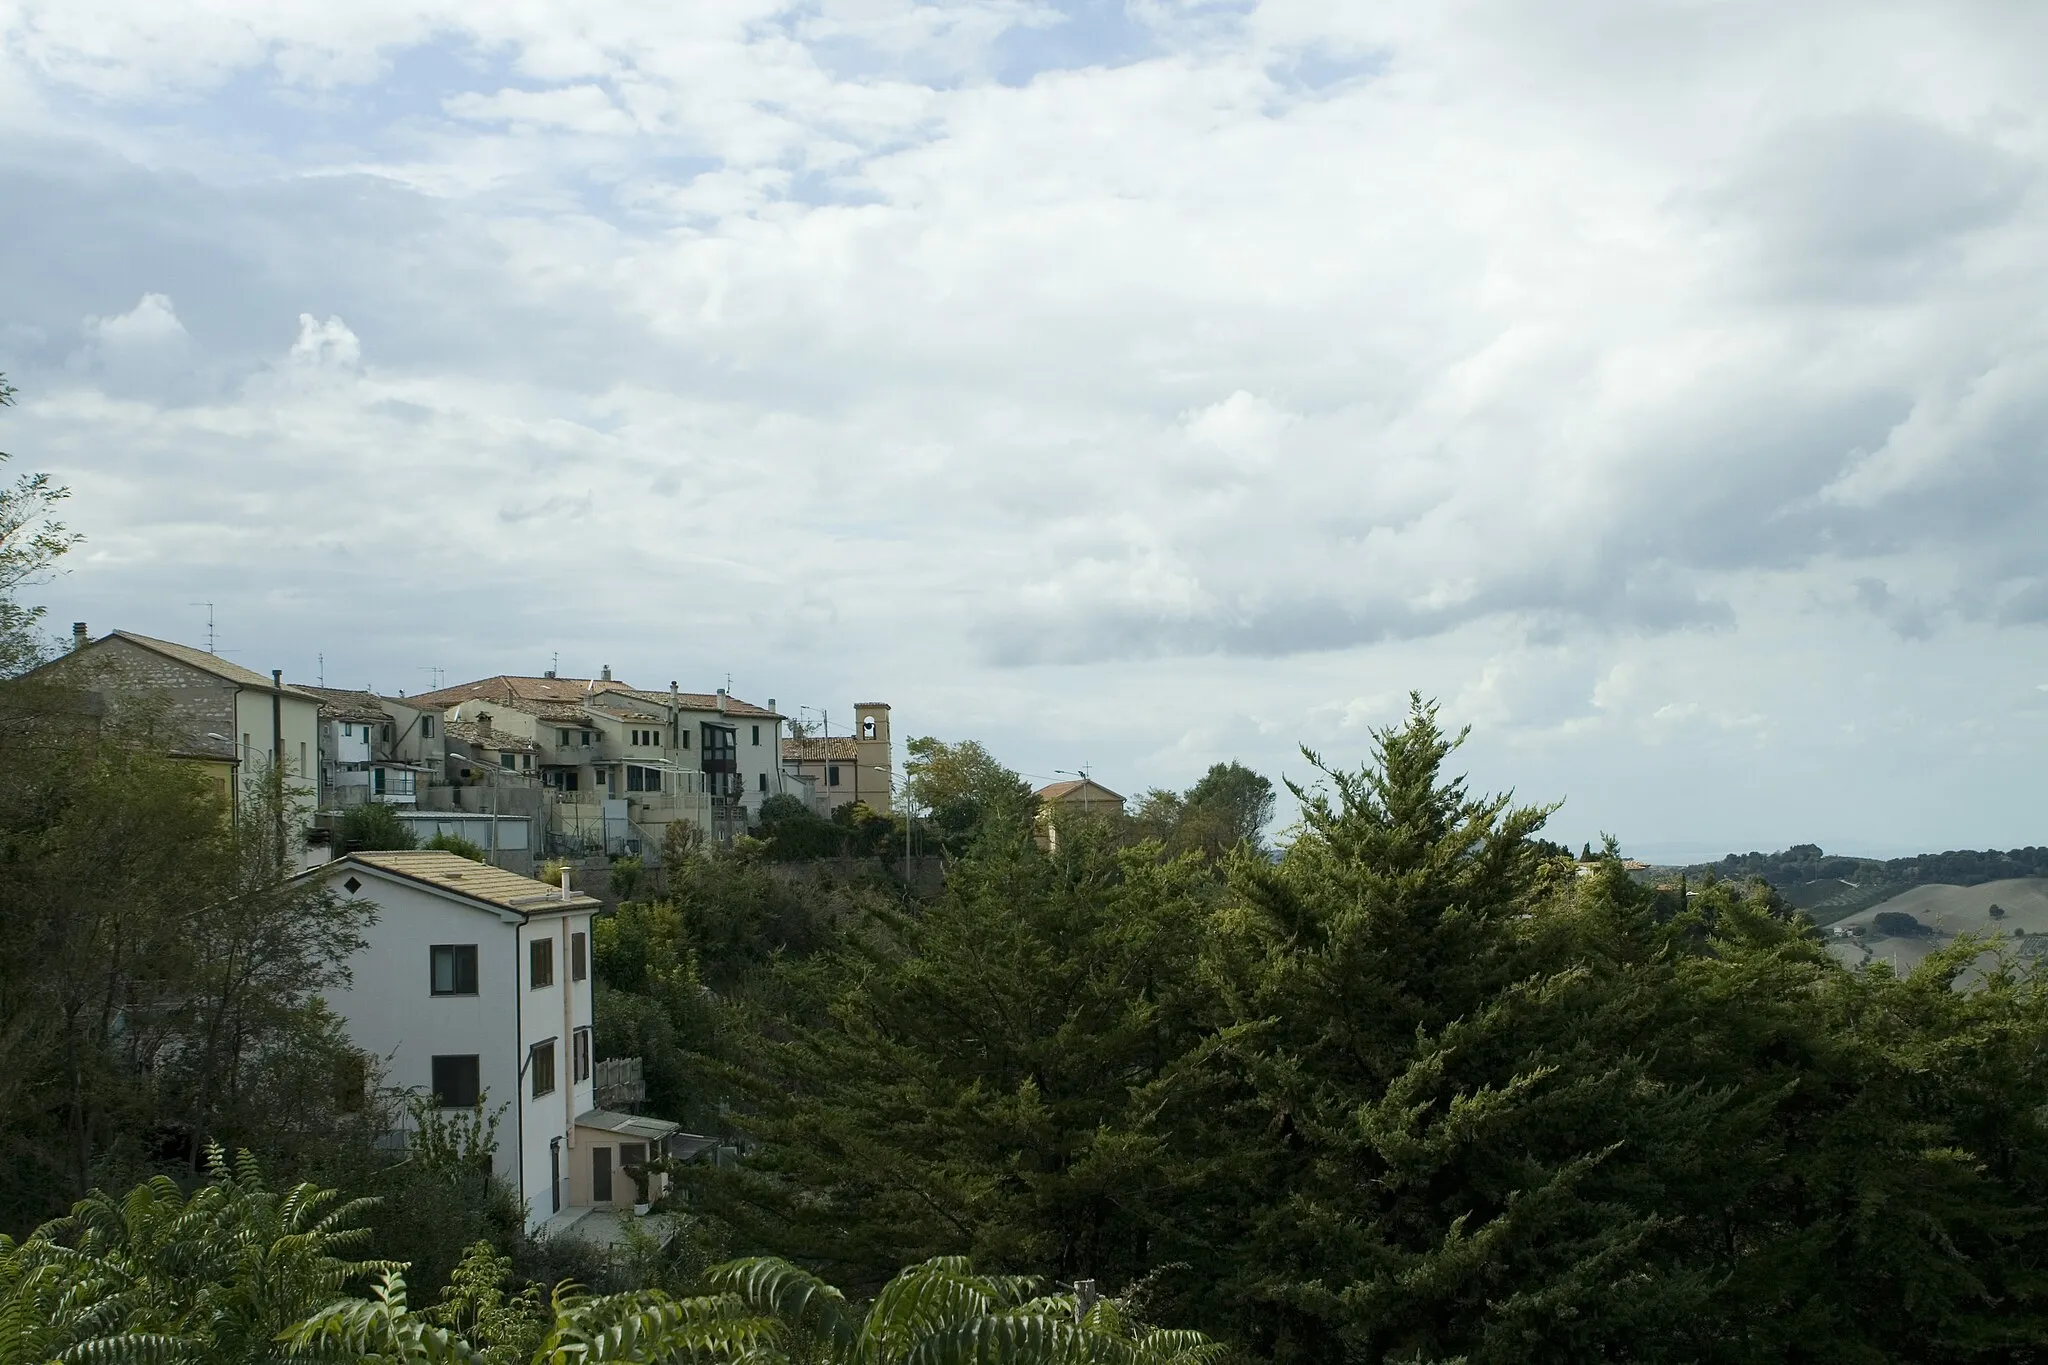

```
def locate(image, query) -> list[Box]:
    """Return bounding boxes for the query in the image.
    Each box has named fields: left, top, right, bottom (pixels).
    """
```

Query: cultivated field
left=1823, top=878, right=2048, bottom=973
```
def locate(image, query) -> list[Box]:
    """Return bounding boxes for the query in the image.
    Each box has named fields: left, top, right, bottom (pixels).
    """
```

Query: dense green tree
left=903, top=736, right=1036, bottom=853
left=338, top=801, right=418, bottom=852
left=1131, top=761, right=1276, bottom=862
left=689, top=815, right=1221, bottom=1293
left=0, top=707, right=373, bottom=1227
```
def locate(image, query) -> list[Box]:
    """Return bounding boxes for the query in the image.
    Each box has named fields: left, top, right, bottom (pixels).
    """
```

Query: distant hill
left=1669, top=844, right=2048, bottom=927
left=1820, top=878, right=2048, bottom=974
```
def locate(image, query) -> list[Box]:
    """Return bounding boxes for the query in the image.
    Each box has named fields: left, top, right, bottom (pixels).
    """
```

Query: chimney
left=544, top=668, right=556, bottom=679
left=601, top=664, right=612, bottom=682
left=476, top=712, right=492, bottom=737
left=717, top=688, right=728, bottom=715
left=560, top=867, right=572, bottom=902
left=71, top=622, right=88, bottom=651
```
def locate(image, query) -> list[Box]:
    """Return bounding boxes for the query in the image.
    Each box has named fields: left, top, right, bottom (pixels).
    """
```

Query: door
left=592, top=1145, right=612, bottom=1203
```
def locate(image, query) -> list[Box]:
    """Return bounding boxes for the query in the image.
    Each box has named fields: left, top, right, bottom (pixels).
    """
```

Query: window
left=531, top=1039, right=556, bottom=1098
left=620, top=1141, right=647, bottom=1180
left=343, top=722, right=353, bottom=737
left=573, top=1026, right=591, bottom=1082
left=299, top=741, right=307, bottom=776
left=523, top=753, right=533, bottom=770
left=828, top=765, right=840, bottom=787
left=530, top=938, right=554, bottom=989
left=421, top=716, right=435, bottom=739
left=680, top=730, right=690, bottom=750
left=572, top=932, right=587, bottom=981
left=430, top=1054, right=481, bottom=1108
left=863, top=716, right=877, bottom=739
left=759, top=771, right=768, bottom=792
left=626, top=764, right=662, bottom=792
left=382, top=724, right=393, bottom=742
left=500, top=751, right=515, bottom=769
left=751, top=724, right=760, bottom=745
left=559, top=729, right=570, bottom=746
left=431, top=944, right=479, bottom=996
left=581, top=730, right=592, bottom=746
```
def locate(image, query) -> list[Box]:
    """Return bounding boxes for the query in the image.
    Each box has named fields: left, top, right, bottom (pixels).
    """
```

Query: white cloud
left=82, top=292, right=188, bottom=351
left=3, top=0, right=2048, bottom=851
left=288, top=314, right=362, bottom=370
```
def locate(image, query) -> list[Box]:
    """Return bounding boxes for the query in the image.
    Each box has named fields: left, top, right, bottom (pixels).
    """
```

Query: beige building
left=413, top=670, right=785, bottom=852
left=42, top=626, right=321, bottom=836
left=295, top=685, right=445, bottom=810
left=1034, top=777, right=1126, bottom=851
left=781, top=702, right=894, bottom=815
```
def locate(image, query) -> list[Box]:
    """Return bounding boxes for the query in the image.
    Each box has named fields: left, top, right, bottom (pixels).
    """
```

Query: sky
left=3, top=0, right=2046, bottom=861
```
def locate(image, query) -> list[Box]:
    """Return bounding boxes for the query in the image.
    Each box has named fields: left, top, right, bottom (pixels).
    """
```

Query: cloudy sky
left=4, top=0, right=2045, bottom=859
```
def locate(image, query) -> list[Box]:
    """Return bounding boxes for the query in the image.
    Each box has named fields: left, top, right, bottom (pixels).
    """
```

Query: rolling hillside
left=1821, top=878, right=2048, bottom=974
left=1668, top=844, right=2048, bottom=927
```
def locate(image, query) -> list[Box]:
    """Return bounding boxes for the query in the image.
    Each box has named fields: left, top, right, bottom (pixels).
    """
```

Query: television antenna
left=189, top=602, right=216, bottom=653
left=421, top=666, right=445, bottom=690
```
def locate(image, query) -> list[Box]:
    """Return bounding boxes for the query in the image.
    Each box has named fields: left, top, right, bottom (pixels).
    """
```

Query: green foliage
left=0, top=1147, right=391, bottom=1365
left=287, top=1251, right=1224, bottom=1365
left=654, top=695, right=2048, bottom=1362
left=609, top=856, right=646, bottom=902
left=423, top=833, right=487, bottom=862
left=0, top=719, right=374, bottom=1228
left=755, top=799, right=901, bottom=863
left=339, top=803, right=418, bottom=852
left=689, top=811, right=1221, bottom=1290
left=1130, top=761, right=1276, bottom=862
left=1874, top=909, right=1936, bottom=937
left=0, top=374, right=82, bottom=678
left=903, top=737, right=1036, bottom=854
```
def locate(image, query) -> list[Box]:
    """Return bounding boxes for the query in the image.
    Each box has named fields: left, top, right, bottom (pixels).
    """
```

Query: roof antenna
left=421, top=666, right=445, bottom=689
left=189, top=602, right=215, bottom=653
left=318, top=652, right=325, bottom=688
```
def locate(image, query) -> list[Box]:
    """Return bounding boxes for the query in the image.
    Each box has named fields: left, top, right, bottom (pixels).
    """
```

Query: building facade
left=780, top=701, right=894, bottom=815
left=305, top=851, right=679, bottom=1233
left=43, top=627, right=321, bottom=841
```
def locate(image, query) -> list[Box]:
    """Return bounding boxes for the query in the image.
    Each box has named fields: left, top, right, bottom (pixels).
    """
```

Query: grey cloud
left=1713, top=112, right=2030, bottom=300
left=1853, top=577, right=1935, bottom=641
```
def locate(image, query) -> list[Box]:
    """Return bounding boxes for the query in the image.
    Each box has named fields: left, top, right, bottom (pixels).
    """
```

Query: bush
left=426, top=832, right=487, bottom=861
left=1873, top=910, right=1935, bottom=938
left=339, top=802, right=417, bottom=852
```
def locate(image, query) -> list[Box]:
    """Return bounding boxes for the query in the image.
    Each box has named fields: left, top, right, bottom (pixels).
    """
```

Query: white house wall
left=324, top=872, right=595, bottom=1231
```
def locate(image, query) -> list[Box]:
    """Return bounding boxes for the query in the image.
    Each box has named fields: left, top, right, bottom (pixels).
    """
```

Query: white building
left=304, top=850, right=680, bottom=1234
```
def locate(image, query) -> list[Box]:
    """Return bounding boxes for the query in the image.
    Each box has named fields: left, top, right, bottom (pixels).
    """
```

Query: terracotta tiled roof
left=783, top=736, right=859, bottom=761
left=609, top=687, right=782, bottom=720
left=445, top=720, right=540, bottom=754
left=104, top=631, right=321, bottom=699
left=412, top=675, right=614, bottom=709
left=318, top=850, right=600, bottom=915
left=294, top=685, right=393, bottom=724
left=417, top=675, right=782, bottom=720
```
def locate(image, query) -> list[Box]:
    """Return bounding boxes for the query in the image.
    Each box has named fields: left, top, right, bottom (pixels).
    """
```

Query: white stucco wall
left=323, top=867, right=595, bottom=1232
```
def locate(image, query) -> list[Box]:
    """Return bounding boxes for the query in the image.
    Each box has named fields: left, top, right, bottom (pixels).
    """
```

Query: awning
left=575, top=1108, right=682, bottom=1143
